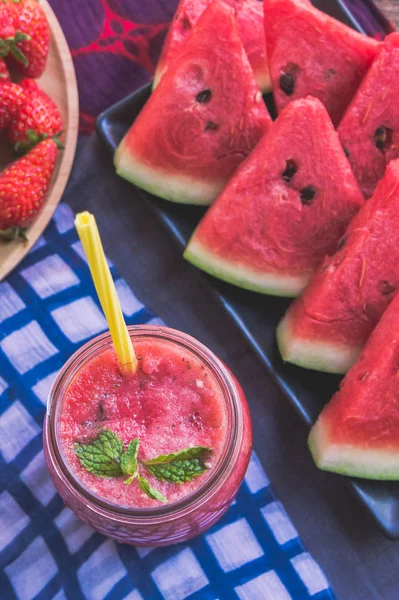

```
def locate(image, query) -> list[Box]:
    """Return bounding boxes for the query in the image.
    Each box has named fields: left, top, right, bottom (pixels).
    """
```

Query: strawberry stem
left=53, top=132, right=64, bottom=150
left=0, top=226, right=28, bottom=242
left=15, top=131, right=64, bottom=155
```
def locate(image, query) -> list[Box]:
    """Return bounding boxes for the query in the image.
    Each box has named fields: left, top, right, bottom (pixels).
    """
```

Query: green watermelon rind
left=276, top=311, right=362, bottom=374
left=115, top=139, right=221, bottom=206
left=253, top=70, right=272, bottom=95
left=308, top=418, right=399, bottom=480
left=152, top=69, right=163, bottom=90
left=184, top=237, right=310, bottom=297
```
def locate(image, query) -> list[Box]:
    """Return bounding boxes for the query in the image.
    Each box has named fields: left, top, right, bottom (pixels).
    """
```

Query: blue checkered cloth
left=0, top=204, right=335, bottom=600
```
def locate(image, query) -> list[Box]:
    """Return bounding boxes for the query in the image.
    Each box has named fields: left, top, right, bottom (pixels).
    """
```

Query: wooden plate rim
left=0, top=0, right=79, bottom=281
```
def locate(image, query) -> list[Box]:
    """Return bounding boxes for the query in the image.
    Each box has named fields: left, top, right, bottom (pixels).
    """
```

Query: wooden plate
left=0, top=0, right=79, bottom=281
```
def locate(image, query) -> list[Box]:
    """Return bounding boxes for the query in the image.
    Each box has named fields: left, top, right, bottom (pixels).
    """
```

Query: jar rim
left=47, top=325, right=244, bottom=522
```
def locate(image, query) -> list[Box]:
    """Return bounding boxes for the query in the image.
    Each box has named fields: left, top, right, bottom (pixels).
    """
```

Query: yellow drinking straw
left=75, top=211, right=137, bottom=374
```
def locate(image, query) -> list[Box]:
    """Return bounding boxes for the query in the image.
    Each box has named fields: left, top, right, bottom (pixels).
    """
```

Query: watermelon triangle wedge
left=308, top=290, right=399, bottom=480
left=184, top=96, right=364, bottom=297
left=154, top=0, right=270, bottom=93
left=277, top=159, right=399, bottom=374
left=115, top=2, right=271, bottom=206
left=264, top=0, right=380, bottom=125
left=338, top=33, right=399, bottom=199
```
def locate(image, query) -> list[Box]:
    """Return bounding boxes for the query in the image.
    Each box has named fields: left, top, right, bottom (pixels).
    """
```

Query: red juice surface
left=59, top=339, right=229, bottom=508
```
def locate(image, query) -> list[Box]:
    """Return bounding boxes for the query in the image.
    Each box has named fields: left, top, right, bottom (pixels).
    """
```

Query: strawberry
left=0, top=5, right=29, bottom=66
left=0, top=138, right=60, bottom=240
left=4, top=0, right=49, bottom=78
left=0, top=58, right=10, bottom=80
left=0, top=80, right=26, bottom=131
left=0, top=6, right=15, bottom=40
left=8, top=78, right=63, bottom=152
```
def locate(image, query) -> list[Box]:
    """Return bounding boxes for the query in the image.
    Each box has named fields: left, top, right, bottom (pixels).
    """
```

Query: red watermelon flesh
left=264, top=0, right=380, bottom=126
left=277, top=159, right=399, bottom=374
left=338, top=33, right=399, bottom=199
left=115, top=2, right=271, bottom=206
left=154, top=0, right=270, bottom=92
left=184, top=97, right=364, bottom=297
left=309, top=291, right=399, bottom=480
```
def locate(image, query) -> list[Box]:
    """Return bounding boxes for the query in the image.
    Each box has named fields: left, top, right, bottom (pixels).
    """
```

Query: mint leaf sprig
left=144, top=447, right=211, bottom=483
left=121, top=438, right=139, bottom=485
left=137, top=475, right=168, bottom=502
left=74, top=428, right=212, bottom=503
left=74, top=429, right=124, bottom=478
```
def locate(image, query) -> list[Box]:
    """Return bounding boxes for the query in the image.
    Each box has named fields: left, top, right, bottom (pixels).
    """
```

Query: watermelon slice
left=264, top=0, right=380, bottom=125
left=154, top=0, right=270, bottom=93
left=338, top=33, right=399, bottom=199
left=277, top=159, right=399, bottom=374
left=309, top=291, right=399, bottom=480
left=184, top=97, right=364, bottom=297
left=115, top=2, right=271, bottom=206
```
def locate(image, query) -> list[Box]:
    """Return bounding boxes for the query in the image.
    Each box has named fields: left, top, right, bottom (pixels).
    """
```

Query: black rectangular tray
left=96, top=0, right=399, bottom=538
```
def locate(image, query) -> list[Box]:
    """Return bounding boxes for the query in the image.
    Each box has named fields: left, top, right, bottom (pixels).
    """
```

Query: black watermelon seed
left=343, top=146, right=350, bottom=158
left=337, top=236, right=347, bottom=251
left=205, top=121, right=218, bottom=131
left=182, top=16, right=191, bottom=29
left=300, top=186, right=316, bottom=205
left=280, top=72, right=294, bottom=96
left=374, top=126, right=393, bottom=152
left=196, top=89, right=211, bottom=103
left=282, top=159, right=297, bottom=182
left=378, top=280, right=396, bottom=295
left=98, top=401, right=105, bottom=420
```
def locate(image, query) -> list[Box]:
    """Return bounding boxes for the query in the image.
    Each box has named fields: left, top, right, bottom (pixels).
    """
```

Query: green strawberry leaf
left=121, top=438, right=139, bottom=476
left=0, top=40, right=8, bottom=57
left=137, top=475, right=167, bottom=503
left=15, top=131, right=47, bottom=155
left=9, top=43, right=28, bottom=67
left=143, top=446, right=212, bottom=483
left=0, top=226, right=27, bottom=242
left=74, top=428, right=124, bottom=478
left=14, top=31, right=30, bottom=44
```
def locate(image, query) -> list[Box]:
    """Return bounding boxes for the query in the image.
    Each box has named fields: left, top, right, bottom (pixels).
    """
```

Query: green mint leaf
left=137, top=475, right=167, bottom=503
left=121, top=438, right=139, bottom=476
left=74, top=428, right=124, bottom=478
left=123, top=473, right=138, bottom=486
left=144, top=446, right=211, bottom=465
left=143, top=446, right=212, bottom=484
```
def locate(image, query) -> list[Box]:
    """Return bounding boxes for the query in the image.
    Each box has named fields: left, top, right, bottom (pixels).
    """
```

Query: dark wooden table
left=67, top=120, right=399, bottom=600
left=65, top=5, right=399, bottom=598
left=376, top=0, right=399, bottom=27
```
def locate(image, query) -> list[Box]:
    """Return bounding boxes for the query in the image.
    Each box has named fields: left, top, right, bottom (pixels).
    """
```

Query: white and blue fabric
left=0, top=204, right=335, bottom=600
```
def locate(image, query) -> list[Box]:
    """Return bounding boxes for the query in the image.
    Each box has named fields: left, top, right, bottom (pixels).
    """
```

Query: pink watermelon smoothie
left=59, top=339, right=228, bottom=508
left=44, top=326, right=252, bottom=545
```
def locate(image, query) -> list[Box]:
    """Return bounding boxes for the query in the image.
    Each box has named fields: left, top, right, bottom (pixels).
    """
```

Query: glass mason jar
left=44, top=325, right=252, bottom=547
